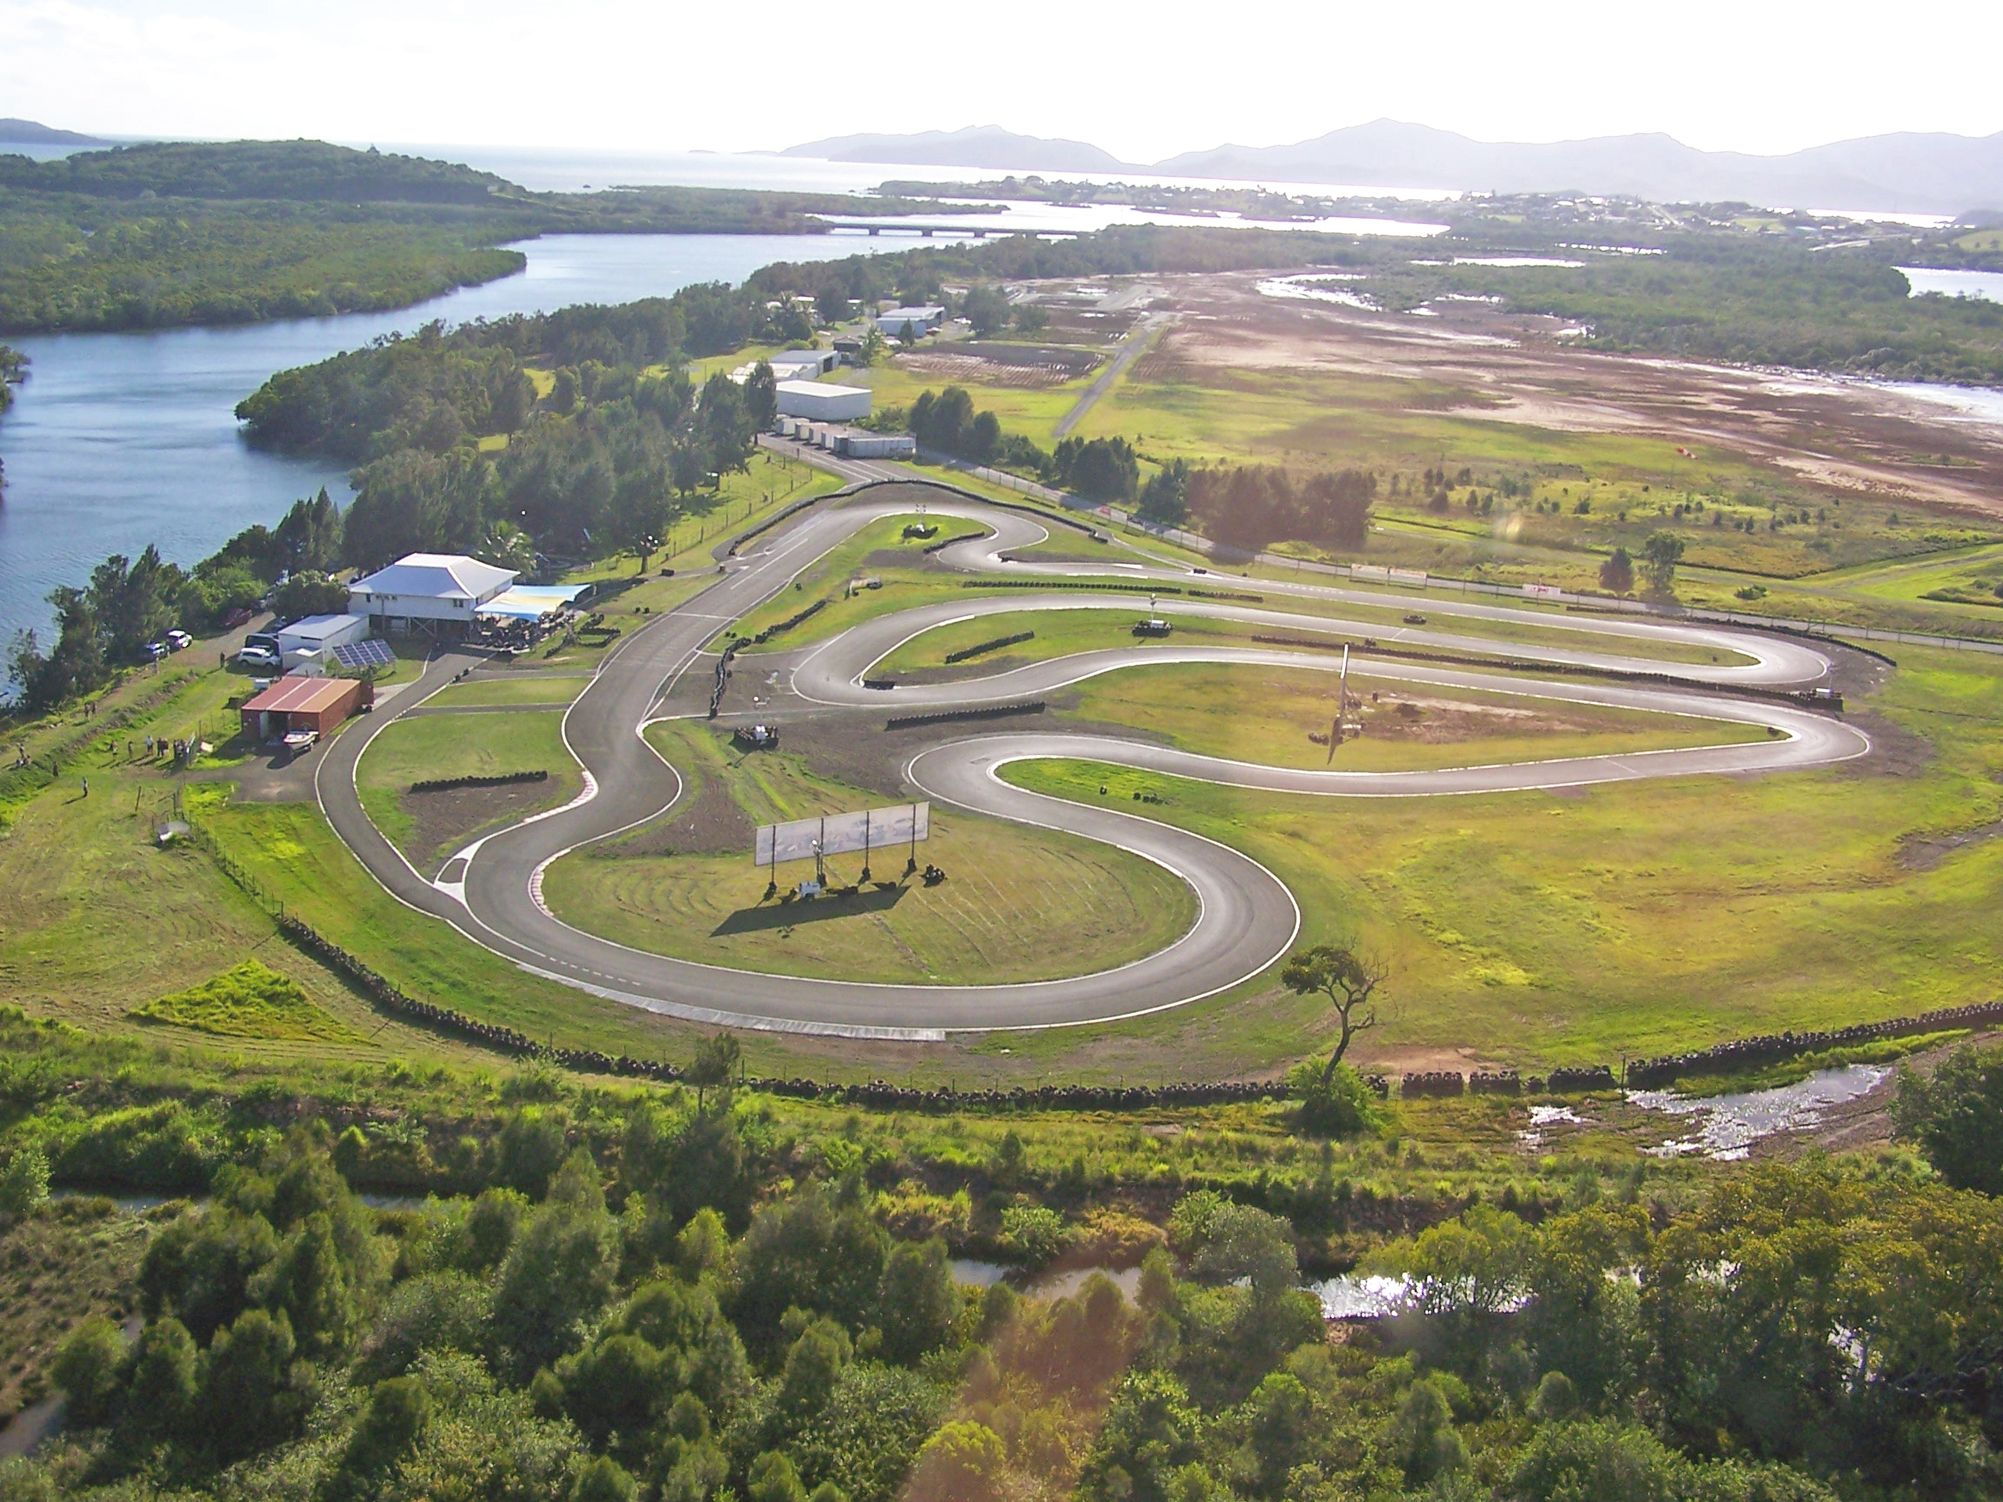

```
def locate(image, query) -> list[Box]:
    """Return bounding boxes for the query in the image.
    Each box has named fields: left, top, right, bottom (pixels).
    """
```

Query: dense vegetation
left=3, top=1006, right=2002, bottom=1501
left=1355, top=237, right=2003, bottom=384
left=903, top=385, right=1142, bottom=503
left=4, top=489, right=345, bottom=712
left=0, top=342, right=22, bottom=500
left=0, top=140, right=995, bottom=334
left=0, top=199, right=528, bottom=331
left=1136, top=464, right=1379, bottom=555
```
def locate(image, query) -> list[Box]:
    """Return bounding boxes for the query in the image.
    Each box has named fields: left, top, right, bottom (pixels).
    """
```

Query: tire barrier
left=966, top=579, right=1179, bottom=596
left=923, top=531, right=990, bottom=555
left=746, top=597, right=830, bottom=646
left=1469, top=1071, right=1522, bottom=1095
left=838, top=476, right=1103, bottom=542
left=1546, top=1065, right=1620, bottom=1093
left=1621, top=999, right=2003, bottom=1088
left=1562, top=603, right=1904, bottom=669
left=410, top=770, right=549, bottom=794
left=945, top=631, right=1035, bottom=665
left=1187, top=589, right=1266, bottom=603
left=707, top=642, right=742, bottom=719
left=1402, top=1071, right=1466, bottom=1098
left=725, top=492, right=832, bottom=557
left=885, top=701, right=1047, bottom=731
left=1248, top=635, right=1845, bottom=711
left=862, top=677, right=897, bottom=691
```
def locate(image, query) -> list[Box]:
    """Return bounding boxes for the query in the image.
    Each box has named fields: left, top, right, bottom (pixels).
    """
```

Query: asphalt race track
left=314, top=481, right=1872, bottom=1039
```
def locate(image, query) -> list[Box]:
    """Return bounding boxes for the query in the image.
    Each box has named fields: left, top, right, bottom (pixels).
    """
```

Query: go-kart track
left=314, top=481, right=1872, bottom=1040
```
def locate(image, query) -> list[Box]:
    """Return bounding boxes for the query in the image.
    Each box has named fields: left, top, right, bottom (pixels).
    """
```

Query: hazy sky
left=8, top=0, right=2002, bottom=163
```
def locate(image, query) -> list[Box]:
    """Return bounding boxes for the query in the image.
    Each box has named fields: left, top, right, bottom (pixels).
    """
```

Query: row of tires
left=944, top=631, right=1035, bottom=665
left=1621, top=1000, right=2003, bottom=1087
left=884, top=701, right=1047, bottom=731
left=409, top=770, right=549, bottom=794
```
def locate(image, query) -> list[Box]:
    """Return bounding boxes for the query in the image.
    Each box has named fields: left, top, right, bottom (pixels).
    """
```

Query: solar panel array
left=332, top=638, right=395, bottom=671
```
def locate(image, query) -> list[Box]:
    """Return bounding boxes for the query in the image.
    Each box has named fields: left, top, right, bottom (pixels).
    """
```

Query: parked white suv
left=236, top=645, right=281, bottom=670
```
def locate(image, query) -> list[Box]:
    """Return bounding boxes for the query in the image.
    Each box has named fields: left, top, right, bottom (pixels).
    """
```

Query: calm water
left=0, top=231, right=970, bottom=660
left=1899, top=266, right=2003, bottom=302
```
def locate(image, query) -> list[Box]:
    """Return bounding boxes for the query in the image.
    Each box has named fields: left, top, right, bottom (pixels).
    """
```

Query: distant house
left=774, top=381, right=871, bottom=422
left=873, top=305, right=946, bottom=339
left=766, top=349, right=840, bottom=380
left=832, top=335, right=867, bottom=364
left=348, top=553, right=518, bottom=636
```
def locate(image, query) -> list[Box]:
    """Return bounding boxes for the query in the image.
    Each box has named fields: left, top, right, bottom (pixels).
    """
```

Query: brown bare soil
left=402, top=781, right=568, bottom=867
left=1143, top=271, right=2003, bottom=519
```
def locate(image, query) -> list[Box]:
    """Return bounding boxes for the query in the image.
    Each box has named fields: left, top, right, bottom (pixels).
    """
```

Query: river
left=0, top=230, right=978, bottom=659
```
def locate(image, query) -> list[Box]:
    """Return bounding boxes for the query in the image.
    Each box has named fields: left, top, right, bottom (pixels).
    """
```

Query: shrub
left=1288, top=1061, right=1382, bottom=1137
left=998, top=1204, right=1071, bottom=1267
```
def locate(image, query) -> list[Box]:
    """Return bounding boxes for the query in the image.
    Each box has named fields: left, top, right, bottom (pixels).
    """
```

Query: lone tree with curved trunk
left=1282, top=944, right=1387, bottom=1081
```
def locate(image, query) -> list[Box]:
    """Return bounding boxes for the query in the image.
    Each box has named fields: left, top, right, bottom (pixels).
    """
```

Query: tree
left=0, top=1146, right=49, bottom=1220
left=1280, top=943, right=1387, bottom=1079
left=1080, top=1369, right=1205, bottom=1502
left=744, top=360, right=779, bottom=433
left=1389, top=1379, right=1467, bottom=1487
left=1137, top=460, right=1191, bottom=529
left=490, top=1193, right=621, bottom=1376
left=687, top=1032, right=741, bottom=1113
left=1244, top=1372, right=1313, bottom=1494
left=961, top=284, right=1013, bottom=336
left=255, top=1210, right=360, bottom=1357
left=125, top=1316, right=199, bottom=1440
left=1641, top=531, right=1685, bottom=595
left=572, top=1455, right=640, bottom=1502
left=814, top=285, right=851, bottom=326
left=1598, top=546, right=1635, bottom=594
left=1891, top=1043, right=2003, bottom=1194
left=748, top=1452, right=810, bottom=1502
left=269, top=571, right=348, bottom=620
left=50, top=1316, right=125, bottom=1426
left=201, top=1307, right=303, bottom=1459
left=909, top=1420, right=1009, bottom=1501
left=877, top=1238, right=958, bottom=1365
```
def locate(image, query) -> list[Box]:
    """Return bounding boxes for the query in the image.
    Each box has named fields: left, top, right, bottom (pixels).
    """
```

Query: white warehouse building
left=774, top=380, right=872, bottom=422
left=348, top=553, right=519, bottom=635
left=274, top=612, right=371, bottom=669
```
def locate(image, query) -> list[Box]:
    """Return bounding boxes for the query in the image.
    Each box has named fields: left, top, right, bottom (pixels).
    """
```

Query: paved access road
left=315, top=482, right=1870, bottom=1039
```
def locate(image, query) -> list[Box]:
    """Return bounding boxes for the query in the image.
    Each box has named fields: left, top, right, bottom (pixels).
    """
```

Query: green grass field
left=1006, top=642, right=2003, bottom=1067
left=868, top=601, right=1755, bottom=679
left=539, top=721, right=1195, bottom=986
left=730, top=512, right=954, bottom=646
left=131, top=959, right=361, bottom=1043
left=355, top=710, right=580, bottom=869
left=850, top=359, right=1102, bottom=448
left=423, top=673, right=591, bottom=708
left=1058, top=660, right=1773, bottom=772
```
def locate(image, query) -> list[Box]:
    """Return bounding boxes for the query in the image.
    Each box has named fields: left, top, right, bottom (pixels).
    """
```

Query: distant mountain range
left=779, top=119, right=2003, bottom=214
left=778, top=125, right=1124, bottom=174
left=0, top=117, right=110, bottom=147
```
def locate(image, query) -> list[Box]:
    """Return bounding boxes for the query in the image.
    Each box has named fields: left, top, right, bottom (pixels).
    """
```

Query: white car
left=236, top=645, right=280, bottom=670
left=165, top=629, right=192, bottom=651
